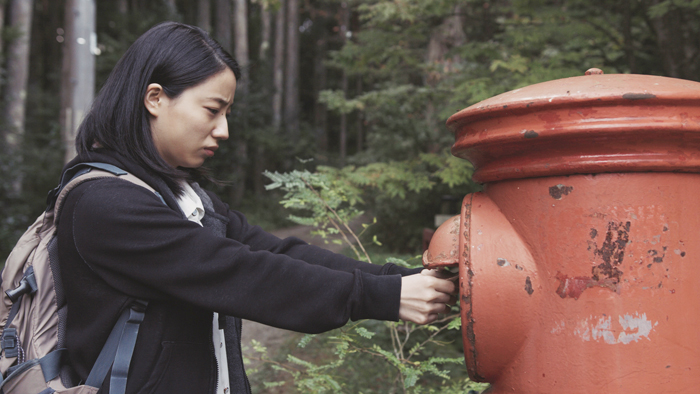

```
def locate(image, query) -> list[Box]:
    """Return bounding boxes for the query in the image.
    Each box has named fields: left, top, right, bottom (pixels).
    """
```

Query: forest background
left=1, top=0, right=700, bottom=260
left=0, top=0, right=699, bottom=392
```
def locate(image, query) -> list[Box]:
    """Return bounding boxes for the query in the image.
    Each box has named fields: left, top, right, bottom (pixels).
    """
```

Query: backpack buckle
left=5, top=270, right=38, bottom=304
left=1, top=328, right=18, bottom=358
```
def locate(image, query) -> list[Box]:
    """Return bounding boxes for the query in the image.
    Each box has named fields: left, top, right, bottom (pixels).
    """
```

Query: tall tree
left=648, top=0, right=696, bottom=79
left=197, top=0, right=211, bottom=32
left=255, top=1, right=271, bottom=194
left=117, top=0, right=127, bottom=14
left=61, top=0, right=96, bottom=164
left=259, top=2, right=271, bottom=61
left=284, top=0, right=299, bottom=135
left=272, top=1, right=285, bottom=131
left=0, top=0, right=6, bottom=58
left=164, top=0, right=177, bottom=17
left=3, top=0, right=34, bottom=194
left=234, top=0, right=249, bottom=93
left=232, top=0, right=249, bottom=202
left=313, top=36, right=328, bottom=153
left=215, top=0, right=232, bottom=52
left=338, top=1, right=350, bottom=166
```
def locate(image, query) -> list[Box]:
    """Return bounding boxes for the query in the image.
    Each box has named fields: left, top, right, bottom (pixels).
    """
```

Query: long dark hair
left=76, top=21, right=240, bottom=191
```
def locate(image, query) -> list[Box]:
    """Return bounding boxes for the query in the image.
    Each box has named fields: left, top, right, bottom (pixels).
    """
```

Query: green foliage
left=265, top=152, right=476, bottom=254
left=249, top=316, right=489, bottom=393
left=255, top=163, right=488, bottom=392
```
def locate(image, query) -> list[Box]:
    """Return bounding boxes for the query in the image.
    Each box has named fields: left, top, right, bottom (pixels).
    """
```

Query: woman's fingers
left=398, top=272, right=459, bottom=325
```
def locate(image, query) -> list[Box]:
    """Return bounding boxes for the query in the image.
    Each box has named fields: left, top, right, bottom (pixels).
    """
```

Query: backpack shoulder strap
left=53, top=163, right=162, bottom=223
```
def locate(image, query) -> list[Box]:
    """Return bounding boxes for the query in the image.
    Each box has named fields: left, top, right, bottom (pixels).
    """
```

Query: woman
left=56, top=22, right=456, bottom=393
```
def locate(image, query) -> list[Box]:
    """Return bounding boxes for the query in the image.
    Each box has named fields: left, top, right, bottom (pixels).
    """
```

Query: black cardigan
left=56, top=150, right=419, bottom=393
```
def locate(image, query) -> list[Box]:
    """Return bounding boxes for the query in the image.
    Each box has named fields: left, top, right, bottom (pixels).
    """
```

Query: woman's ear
left=144, top=83, right=165, bottom=117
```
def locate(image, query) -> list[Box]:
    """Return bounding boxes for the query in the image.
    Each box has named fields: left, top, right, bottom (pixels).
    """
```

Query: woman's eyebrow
left=206, top=97, right=233, bottom=106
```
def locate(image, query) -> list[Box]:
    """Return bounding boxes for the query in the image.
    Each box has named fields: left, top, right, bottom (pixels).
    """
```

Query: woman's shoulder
left=62, top=176, right=170, bottom=218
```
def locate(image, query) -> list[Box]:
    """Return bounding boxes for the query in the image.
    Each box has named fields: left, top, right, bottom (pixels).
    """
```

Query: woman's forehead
left=189, top=69, right=237, bottom=103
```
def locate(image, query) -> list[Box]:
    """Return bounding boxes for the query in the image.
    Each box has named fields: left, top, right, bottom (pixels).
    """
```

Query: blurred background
left=1, top=0, right=699, bottom=261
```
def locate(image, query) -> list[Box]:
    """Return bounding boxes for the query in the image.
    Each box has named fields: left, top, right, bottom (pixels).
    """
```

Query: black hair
left=76, top=21, right=240, bottom=192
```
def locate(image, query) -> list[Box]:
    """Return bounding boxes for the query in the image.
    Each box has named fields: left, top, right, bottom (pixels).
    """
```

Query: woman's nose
left=213, top=114, right=229, bottom=140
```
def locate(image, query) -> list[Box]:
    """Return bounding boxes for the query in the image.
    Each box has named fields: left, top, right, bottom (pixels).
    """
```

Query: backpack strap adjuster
left=1, top=328, right=19, bottom=358
left=5, top=267, right=38, bottom=303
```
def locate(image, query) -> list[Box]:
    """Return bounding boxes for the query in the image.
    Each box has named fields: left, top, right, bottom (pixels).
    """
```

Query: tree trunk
left=0, top=0, right=7, bottom=58
left=3, top=0, right=34, bottom=194
left=356, top=78, right=363, bottom=153
left=339, top=72, right=347, bottom=167
left=648, top=0, right=691, bottom=79
left=215, top=0, right=232, bottom=52
left=272, top=1, right=285, bottom=131
left=4, top=0, right=34, bottom=147
left=338, top=1, right=350, bottom=167
left=254, top=3, right=271, bottom=194
left=622, top=0, right=636, bottom=73
left=314, top=37, right=328, bottom=155
left=197, top=0, right=211, bottom=32
left=284, top=0, right=299, bottom=135
left=259, top=4, right=271, bottom=61
left=61, top=0, right=96, bottom=164
left=425, top=5, right=466, bottom=152
left=232, top=0, right=249, bottom=203
left=234, top=0, right=249, bottom=94
left=117, top=0, right=127, bottom=14
left=164, top=0, right=177, bottom=17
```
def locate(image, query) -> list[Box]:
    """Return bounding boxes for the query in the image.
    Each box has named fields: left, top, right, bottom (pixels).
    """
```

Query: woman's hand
left=399, top=269, right=458, bottom=325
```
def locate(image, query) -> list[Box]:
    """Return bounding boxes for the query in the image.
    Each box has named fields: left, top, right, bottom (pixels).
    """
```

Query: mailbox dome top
left=447, top=72, right=700, bottom=131
left=447, top=71, right=700, bottom=183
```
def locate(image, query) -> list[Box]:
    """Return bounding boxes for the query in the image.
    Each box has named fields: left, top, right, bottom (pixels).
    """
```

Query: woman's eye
left=207, top=108, right=219, bottom=115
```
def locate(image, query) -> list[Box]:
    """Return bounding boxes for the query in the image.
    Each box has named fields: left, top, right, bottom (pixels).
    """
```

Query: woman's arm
left=217, top=195, right=421, bottom=277
left=64, top=179, right=408, bottom=333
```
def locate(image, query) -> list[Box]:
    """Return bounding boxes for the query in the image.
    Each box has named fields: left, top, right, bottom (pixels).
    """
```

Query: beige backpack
left=0, top=163, right=154, bottom=394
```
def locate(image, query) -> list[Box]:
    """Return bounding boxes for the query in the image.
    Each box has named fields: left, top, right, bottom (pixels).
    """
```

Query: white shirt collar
left=175, top=180, right=205, bottom=226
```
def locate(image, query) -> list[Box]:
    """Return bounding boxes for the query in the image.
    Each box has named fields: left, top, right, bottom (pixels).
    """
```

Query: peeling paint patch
left=555, top=272, right=619, bottom=299
left=523, top=130, right=539, bottom=138
left=622, top=93, right=656, bottom=100
left=549, top=184, right=574, bottom=200
left=591, top=221, right=630, bottom=283
left=525, top=276, right=534, bottom=295
left=497, top=258, right=510, bottom=267
left=551, top=320, right=565, bottom=334
left=574, top=313, right=658, bottom=344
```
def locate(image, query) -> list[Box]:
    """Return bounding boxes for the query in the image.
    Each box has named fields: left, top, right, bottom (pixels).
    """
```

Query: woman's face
left=146, top=68, right=237, bottom=168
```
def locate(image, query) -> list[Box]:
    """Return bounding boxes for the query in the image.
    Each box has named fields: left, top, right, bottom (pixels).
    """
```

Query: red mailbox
left=424, top=69, right=700, bottom=393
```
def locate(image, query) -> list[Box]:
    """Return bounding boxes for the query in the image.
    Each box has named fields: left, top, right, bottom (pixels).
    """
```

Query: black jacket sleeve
left=67, top=178, right=410, bottom=333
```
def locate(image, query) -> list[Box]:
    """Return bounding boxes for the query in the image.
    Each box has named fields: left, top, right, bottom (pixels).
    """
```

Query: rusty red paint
left=548, top=185, right=573, bottom=200
left=585, top=68, right=604, bottom=75
left=429, top=70, right=700, bottom=392
left=590, top=221, right=629, bottom=283
left=555, top=272, right=620, bottom=299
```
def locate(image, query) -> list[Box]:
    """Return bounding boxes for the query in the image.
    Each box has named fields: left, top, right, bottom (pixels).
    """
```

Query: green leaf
left=447, top=316, right=462, bottom=330
left=298, top=334, right=316, bottom=348
left=355, top=327, right=376, bottom=339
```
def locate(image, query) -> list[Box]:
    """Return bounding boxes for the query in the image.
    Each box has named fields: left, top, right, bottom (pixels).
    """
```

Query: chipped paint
left=555, top=272, right=619, bottom=299
left=550, top=320, right=566, bottom=334
left=574, top=313, right=658, bottom=344
left=549, top=184, right=574, bottom=199
left=622, top=92, right=656, bottom=100
left=525, top=277, right=534, bottom=295
left=523, top=130, right=539, bottom=138
left=460, top=194, right=484, bottom=381
left=497, top=258, right=510, bottom=267
left=591, top=221, right=630, bottom=283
